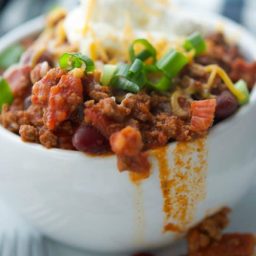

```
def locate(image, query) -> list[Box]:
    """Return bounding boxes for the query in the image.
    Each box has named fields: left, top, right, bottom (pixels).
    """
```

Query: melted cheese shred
left=82, top=0, right=96, bottom=35
left=133, top=0, right=162, bottom=16
left=205, top=65, right=245, bottom=102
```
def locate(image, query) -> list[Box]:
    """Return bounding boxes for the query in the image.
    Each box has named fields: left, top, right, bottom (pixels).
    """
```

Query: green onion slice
left=115, top=63, right=130, bottom=77
left=150, top=75, right=172, bottom=92
left=0, top=77, right=13, bottom=111
left=183, top=32, right=206, bottom=56
left=0, top=44, right=24, bottom=70
left=59, top=53, right=95, bottom=73
left=129, top=39, right=157, bottom=63
left=100, top=65, right=117, bottom=85
left=234, top=79, right=250, bottom=105
left=127, top=59, right=147, bottom=87
left=111, top=77, right=140, bottom=93
left=157, top=49, right=188, bottom=79
left=101, top=60, right=147, bottom=93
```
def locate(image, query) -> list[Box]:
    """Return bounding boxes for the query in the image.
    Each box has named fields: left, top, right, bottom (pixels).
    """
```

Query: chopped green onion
left=129, top=59, right=144, bottom=74
left=111, top=77, right=140, bottom=93
left=145, top=64, right=159, bottom=73
left=129, top=39, right=157, bottom=63
left=183, top=32, right=206, bottom=56
left=115, top=63, right=130, bottom=77
left=151, top=75, right=172, bottom=92
left=105, top=61, right=146, bottom=93
left=100, top=65, right=117, bottom=85
left=157, top=49, right=188, bottom=79
left=0, top=44, right=24, bottom=69
left=127, top=59, right=147, bottom=87
left=234, top=79, right=250, bottom=105
left=0, top=77, right=13, bottom=111
left=59, top=53, right=95, bottom=73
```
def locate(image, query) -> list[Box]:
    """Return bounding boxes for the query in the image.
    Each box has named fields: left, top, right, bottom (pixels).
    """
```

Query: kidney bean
left=215, top=90, right=239, bottom=120
left=72, top=125, right=109, bottom=154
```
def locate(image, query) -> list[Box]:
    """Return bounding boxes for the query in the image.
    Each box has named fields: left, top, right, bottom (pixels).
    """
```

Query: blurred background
left=0, top=0, right=256, bottom=35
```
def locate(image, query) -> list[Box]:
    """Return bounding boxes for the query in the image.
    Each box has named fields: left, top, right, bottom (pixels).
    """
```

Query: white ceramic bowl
left=0, top=9, right=256, bottom=253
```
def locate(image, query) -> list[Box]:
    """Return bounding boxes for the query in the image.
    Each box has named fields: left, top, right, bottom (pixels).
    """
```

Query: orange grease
left=164, top=222, right=183, bottom=233
left=152, top=138, right=208, bottom=233
left=152, top=146, right=173, bottom=219
left=129, top=170, right=151, bottom=184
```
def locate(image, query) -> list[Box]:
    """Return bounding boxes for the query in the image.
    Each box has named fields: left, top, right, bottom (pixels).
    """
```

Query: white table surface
left=0, top=183, right=255, bottom=256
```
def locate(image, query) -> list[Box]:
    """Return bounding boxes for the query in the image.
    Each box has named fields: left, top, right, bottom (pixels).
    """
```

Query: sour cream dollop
left=64, top=0, right=180, bottom=61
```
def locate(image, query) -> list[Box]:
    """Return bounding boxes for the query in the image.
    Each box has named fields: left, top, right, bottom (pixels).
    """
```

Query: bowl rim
left=0, top=10, right=256, bottom=158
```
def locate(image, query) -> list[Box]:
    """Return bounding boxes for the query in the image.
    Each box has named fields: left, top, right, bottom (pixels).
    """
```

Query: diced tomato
left=46, top=74, right=83, bottom=130
left=190, top=99, right=216, bottom=133
left=32, top=67, right=65, bottom=106
left=110, top=126, right=143, bottom=157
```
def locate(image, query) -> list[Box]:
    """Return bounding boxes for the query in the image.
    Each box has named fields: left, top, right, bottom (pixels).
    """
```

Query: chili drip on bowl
left=0, top=10, right=255, bottom=174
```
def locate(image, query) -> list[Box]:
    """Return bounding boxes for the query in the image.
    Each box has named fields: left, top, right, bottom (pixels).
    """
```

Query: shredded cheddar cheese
left=205, top=65, right=246, bottom=102
left=46, top=7, right=67, bottom=28
left=89, top=41, right=97, bottom=61
left=133, top=0, right=161, bottom=16
left=31, top=47, right=47, bottom=67
left=70, top=68, right=85, bottom=78
left=206, top=67, right=217, bottom=89
left=186, top=49, right=196, bottom=63
left=54, top=20, right=66, bottom=46
left=82, top=0, right=96, bottom=36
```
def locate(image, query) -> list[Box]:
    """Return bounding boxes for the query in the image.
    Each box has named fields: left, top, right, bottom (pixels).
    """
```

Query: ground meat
left=83, top=76, right=111, bottom=101
left=85, top=105, right=125, bottom=138
left=9, top=98, right=25, bottom=111
left=150, top=93, right=171, bottom=114
left=30, top=62, right=51, bottom=84
left=19, top=125, right=38, bottom=142
left=32, top=67, right=65, bottom=106
left=39, top=128, right=58, bottom=148
left=187, top=208, right=230, bottom=254
left=0, top=105, right=30, bottom=133
left=3, top=64, right=31, bottom=98
left=142, top=114, right=192, bottom=148
left=45, top=74, right=83, bottom=130
left=96, top=97, right=131, bottom=122
left=58, top=135, right=74, bottom=150
left=230, top=58, right=256, bottom=89
left=89, top=85, right=111, bottom=101
left=122, top=93, right=153, bottom=122
left=155, top=114, right=186, bottom=140
left=85, top=91, right=193, bottom=152
left=116, top=152, right=150, bottom=173
left=26, top=105, right=44, bottom=127
left=142, top=129, right=168, bottom=149
left=190, top=234, right=255, bottom=256
left=196, top=32, right=241, bottom=72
